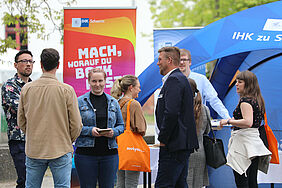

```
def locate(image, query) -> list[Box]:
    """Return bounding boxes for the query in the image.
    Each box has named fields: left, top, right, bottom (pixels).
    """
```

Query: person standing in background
left=155, top=46, right=198, bottom=187
left=18, top=48, right=82, bottom=188
left=111, top=75, right=147, bottom=188
left=74, top=68, right=124, bottom=188
left=179, top=48, right=230, bottom=119
left=220, top=70, right=271, bottom=187
left=187, top=78, right=210, bottom=188
left=1, top=50, right=34, bottom=188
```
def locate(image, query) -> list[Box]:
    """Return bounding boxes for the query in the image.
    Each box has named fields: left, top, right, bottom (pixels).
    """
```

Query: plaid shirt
left=1, top=73, right=31, bottom=141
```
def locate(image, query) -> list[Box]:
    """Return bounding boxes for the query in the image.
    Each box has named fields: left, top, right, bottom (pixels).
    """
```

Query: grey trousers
left=116, top=170, right=140, bottom=188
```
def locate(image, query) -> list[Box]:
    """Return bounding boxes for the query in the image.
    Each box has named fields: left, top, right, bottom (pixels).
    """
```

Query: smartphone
left=97, top=128, right=111, bottom=134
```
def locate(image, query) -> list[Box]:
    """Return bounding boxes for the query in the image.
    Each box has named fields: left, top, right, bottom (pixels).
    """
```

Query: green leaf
left=150, top=0, right=277, bottom=28
left=0, top=0, right=77, bottom=54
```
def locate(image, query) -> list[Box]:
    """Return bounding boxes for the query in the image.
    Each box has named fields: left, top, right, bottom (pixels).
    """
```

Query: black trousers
left=233, top=157, right=259, bottom=188
left=9, top=140, right=26, bottom=188
left=155, top=147, right=191, bottom=188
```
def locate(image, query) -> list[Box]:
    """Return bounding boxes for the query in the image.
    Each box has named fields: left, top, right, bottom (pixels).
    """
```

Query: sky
left=0, top=0, right=154, bottom=76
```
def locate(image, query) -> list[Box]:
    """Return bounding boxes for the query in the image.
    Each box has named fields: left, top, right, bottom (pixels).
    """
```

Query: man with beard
left=18, top=48, right=82, bottom=188
left=1, top=50, right=34, bottom=188
left=155, top=47, right=198, bottom=187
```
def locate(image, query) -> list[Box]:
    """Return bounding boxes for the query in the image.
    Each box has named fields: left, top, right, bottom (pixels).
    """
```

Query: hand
left=101, top=129, right=114, bottom=138
left=92, top=127, right=101, bottom=137
left=219, top=119, right=228, bottom=128
left=159, top=142, right=165, bottom=147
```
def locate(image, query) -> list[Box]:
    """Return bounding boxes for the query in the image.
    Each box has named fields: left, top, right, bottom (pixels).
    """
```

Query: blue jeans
left=155, top=147, right=191, bottom=188
left=25, top=152, right=72, bottom=188
left=74, top=153, right=118, bottom=188
left=9, top=140, right=26, bottom=188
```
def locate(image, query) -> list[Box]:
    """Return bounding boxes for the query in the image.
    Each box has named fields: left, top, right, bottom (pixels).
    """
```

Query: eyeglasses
left=17, top=59, right=35, bottom=64
left=180, top=59, right=190, bottom=62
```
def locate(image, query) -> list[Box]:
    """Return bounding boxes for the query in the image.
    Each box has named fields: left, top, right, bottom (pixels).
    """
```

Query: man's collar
left=162, top=68, right=178, bottom=84
left=14, top=73, right=32, bottom=84
left=41, top=72, right=58, bottom=80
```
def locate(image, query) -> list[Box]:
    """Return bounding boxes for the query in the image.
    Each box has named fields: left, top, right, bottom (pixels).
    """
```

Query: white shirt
left=189, top=71, right=230, bottom=119
left=161, top=68, right=177, bottom=86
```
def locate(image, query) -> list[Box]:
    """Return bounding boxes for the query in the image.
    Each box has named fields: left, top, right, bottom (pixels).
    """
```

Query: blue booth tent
left=137, top=1, right=282, bottom=187
left=137, top=1, right=282, bottom=106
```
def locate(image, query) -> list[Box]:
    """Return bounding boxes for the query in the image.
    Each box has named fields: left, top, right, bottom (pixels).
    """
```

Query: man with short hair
left=179, top=48, right=230, bottom=119
left=1, top=50, right=34, bottom=188
left=18, top=48, right=82, bottom=187
left=155, top=46, right=199, bottom=187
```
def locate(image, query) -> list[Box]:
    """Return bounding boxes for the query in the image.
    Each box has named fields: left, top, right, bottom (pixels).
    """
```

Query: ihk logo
left=81, top=18, right=89, bottom=27
left=72, top=18, right=89, bottom=27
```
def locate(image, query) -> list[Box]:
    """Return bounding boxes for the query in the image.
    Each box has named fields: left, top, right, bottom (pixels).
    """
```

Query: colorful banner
left=64, top=8, right=136, bottom=96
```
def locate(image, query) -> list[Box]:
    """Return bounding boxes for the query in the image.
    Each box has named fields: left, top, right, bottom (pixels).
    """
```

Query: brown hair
left=88, top=68, right=106, bottom=81
left=180, top=49, right=191, bottom=61
left=40, top=48, right=59, bottom=71
left=188, top=78, right=202, bottom=135
left=236, top=70, right=265, bottom=113
left=158, top=46, right=180, bottom=66
left=111, top=75, right=138, bottom=100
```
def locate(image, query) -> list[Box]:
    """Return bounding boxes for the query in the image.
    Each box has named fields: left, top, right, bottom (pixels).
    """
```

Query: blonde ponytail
left=111, top=78, right=123, bottom=100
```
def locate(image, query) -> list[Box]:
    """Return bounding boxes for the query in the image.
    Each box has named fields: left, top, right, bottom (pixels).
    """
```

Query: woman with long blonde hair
left=111, top=75, right=147, bottom=188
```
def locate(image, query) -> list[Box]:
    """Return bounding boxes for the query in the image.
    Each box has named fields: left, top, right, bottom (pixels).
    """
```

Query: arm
left=220, top=102, right=253, bottom=128
left=76, top=97, right=97, bottom=137
left=204, top=106, right=211, bottom=134
left=158, top=77, right=182, bottom=145
left=112, top=100, right=124, bottom=137
left=17, top=88, right=26, bottom=133
left=132, top=101, right=147, bottom=136
left=79, top=126, right=95, bottom=136
left=1, top=82, right=20, bottom=115
left=202, top=78, right=230, bottom=119
left=67, top=87, right=83, bottom=142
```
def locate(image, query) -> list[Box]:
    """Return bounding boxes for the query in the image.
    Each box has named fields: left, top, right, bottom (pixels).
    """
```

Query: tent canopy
left=136, top=2, right=282, bottom=187
left=137, top=1, right=282, bottom=105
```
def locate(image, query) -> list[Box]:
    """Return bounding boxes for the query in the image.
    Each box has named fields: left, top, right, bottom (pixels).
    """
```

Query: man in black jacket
left=155, top=46, right=199, bottom=187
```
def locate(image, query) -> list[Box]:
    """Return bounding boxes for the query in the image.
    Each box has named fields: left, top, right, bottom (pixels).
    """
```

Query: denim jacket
left=75, top=92, right=124, bottom=149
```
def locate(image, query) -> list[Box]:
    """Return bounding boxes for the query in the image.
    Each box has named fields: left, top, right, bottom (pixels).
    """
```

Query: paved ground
left=146, top=124, right=155, bottom=135
left=0, top=169, right=54, bottom=188
left=0, top=175, right=148, bottom=188
left=0, top=125, right=156, bottom=188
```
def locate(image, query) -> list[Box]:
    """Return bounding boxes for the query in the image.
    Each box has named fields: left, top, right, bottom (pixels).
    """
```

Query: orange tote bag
left=117, top=99, right=151, bottom=172
left=264, top=113, right=280, bottom=164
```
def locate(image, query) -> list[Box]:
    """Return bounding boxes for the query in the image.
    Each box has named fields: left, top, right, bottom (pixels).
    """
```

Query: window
left=5, top=16, right=28, bottom=50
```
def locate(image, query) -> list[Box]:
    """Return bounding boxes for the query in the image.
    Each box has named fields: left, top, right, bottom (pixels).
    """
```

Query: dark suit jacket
left=156, top=68, right=199, bottom=153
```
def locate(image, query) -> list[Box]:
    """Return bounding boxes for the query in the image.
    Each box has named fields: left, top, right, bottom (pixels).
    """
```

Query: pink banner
left=64, top=8, right=136, bottom=96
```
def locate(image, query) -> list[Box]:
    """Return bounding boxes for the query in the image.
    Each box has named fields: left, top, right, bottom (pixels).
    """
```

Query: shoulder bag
left=203, top=107, right=227, bottom=169
left=117, top=99, right=151, bottom=172
left=263, top=113, right=279, bottom=164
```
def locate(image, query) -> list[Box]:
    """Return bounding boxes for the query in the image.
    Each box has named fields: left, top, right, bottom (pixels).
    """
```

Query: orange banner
left=64, top=8, right=136, bottom=96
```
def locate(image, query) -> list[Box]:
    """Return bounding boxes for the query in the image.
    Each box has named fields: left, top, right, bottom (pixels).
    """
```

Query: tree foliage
left=0, top=0, right=76, bottom=53
left=149, top=0, right=278, bottom=77
left=149, top=0, right=278, bottom=28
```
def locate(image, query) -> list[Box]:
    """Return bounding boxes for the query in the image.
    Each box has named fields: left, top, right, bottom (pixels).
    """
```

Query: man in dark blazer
left=155, top=46, right=199, bottom=188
